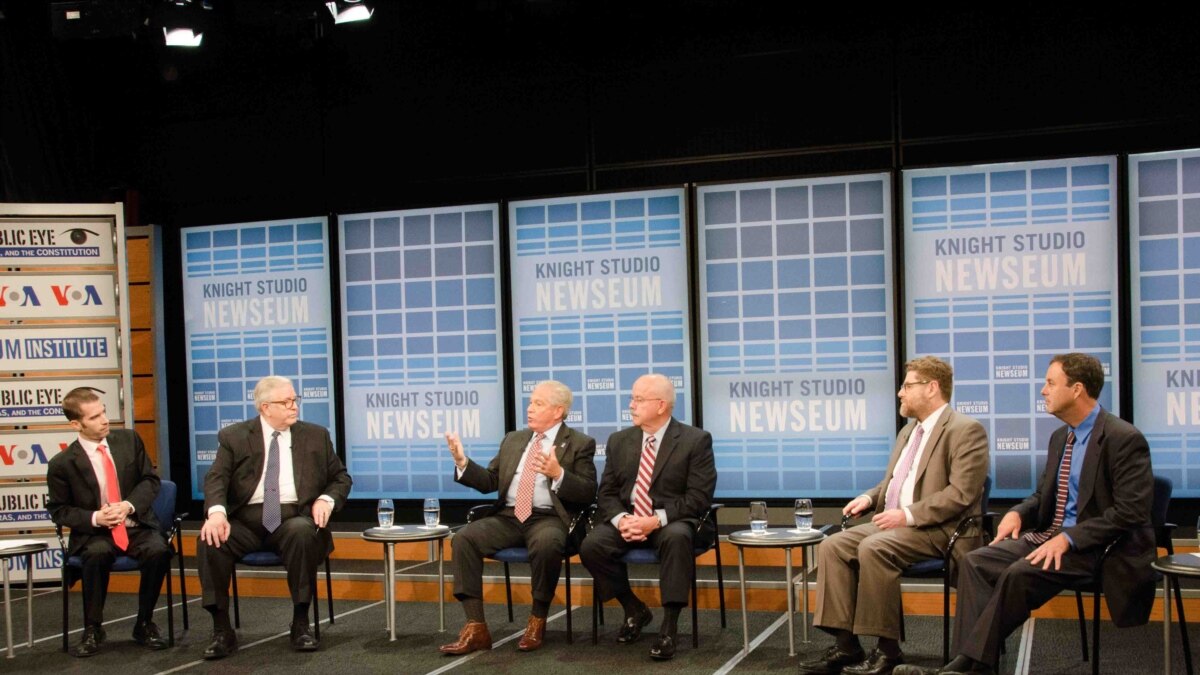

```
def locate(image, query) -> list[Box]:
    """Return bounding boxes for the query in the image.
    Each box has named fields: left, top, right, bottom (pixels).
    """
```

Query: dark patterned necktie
left=1024, top=430, right=1076, bottom=545
left=514, top=432, right=546, bottom=522
left=263, top=431, right=282, bottom=532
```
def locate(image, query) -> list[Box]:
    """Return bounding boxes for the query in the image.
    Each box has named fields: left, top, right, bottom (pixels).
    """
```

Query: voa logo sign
left=0, top=275, right=116, bottom=319
left=0, top=433, right=71, bottom=479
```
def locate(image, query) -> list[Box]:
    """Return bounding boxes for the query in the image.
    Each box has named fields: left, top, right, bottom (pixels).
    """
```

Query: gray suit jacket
left=866, top=408, right=990, bottom=552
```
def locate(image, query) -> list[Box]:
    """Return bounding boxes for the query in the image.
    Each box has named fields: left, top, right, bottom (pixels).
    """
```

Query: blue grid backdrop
left=1131, top=149, right=1200, bottom=495
left=698, top=175, right=897, bottom=497
left=510, top=189, right=692, bottom=456
left=340, top=206, right=505, bottom=499
left=905, top=158, right=1118, bottom=498
left=182, top=219, right=336, bottom=500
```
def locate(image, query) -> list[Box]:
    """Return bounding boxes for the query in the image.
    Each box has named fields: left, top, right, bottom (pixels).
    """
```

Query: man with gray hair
left=440, top=380, right=597, bottom=655
left=196, top=376, right=352, bottom=660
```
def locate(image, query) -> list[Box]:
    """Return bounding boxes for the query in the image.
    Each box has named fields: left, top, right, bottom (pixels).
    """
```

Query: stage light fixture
left=161, top=0, right=210, bottom=47
left=326, top=0, right=373, bottom=24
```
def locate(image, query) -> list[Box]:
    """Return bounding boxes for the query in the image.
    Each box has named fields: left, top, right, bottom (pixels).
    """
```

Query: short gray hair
left=253, top=376, right=293, bottom=410
left=537, top=380, right=573, bottom=413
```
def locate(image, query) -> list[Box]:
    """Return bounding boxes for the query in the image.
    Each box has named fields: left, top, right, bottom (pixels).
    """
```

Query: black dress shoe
left=615, top=605, right=653, bottom=644
left=132, top=620, right=169, bottom=650
left=649, top=633, right=676, bottom=660
left=843, top=648, right=904, bottom=675
left=797, top=644, right=868, bottom=675
left=71, top=625, right=105, bottom=658
left=290, top=620, right=320, bottom=652
left=202, top=629, right=238, bottom=660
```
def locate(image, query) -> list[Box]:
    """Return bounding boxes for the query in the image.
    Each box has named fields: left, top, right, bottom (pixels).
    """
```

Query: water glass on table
left=793, top=499, right=813, bottom=533
left=377, top=499, right=394, bottom=528
left=423, top=498, right=441, bottom=528
left=749, top=501, right=768, bottom=534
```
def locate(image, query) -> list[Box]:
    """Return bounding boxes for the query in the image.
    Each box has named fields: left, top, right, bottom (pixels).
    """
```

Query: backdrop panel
left=1131, top=148, right=1200, bottom=496
left=698, top=174, right=896, bottom=498
left=340, top=205, right=505, bottom=499
left=509, top=188, right=692, bottom=457
left=904, top=157, right=1119, bottom=498
left=182, top=218, right=337, bottom=500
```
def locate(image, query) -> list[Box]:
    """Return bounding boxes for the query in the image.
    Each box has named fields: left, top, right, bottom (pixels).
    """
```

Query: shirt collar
left=1071, top=403, right=1102, bottom=440
left=77, top=435, right=106, bottom=454
left=536, top=422, right=563, bottom=446
left=918, top=403, right=949, bottom=433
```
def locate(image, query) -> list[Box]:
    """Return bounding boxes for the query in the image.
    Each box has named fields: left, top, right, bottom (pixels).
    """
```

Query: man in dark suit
left=439, top=380, right=597, bottom=655
left=896, top=353, right=1155, bottom=675
left=580, top=373, right=717, bottom=661
left=47, top=386, right=171, bottom=657
left=196, top=375, right=352, bottom=660
left=801, top=356, right=990, bottom=675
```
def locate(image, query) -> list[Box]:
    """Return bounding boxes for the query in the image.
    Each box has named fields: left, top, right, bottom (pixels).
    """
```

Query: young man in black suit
left=47, top=386, right=171, bottom=657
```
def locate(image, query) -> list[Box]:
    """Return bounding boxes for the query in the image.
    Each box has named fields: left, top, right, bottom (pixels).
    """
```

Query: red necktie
left=514, top=432, right=546, bottom=522
left=1025, top=430, right=1076, bottom=545
left=97, top=443, right=129, bottom=551
left=632, top=436, right=657, bottom=517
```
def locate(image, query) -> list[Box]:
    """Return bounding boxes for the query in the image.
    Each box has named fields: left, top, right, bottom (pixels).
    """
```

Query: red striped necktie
left=1024, top=430, right=1076, bottom=545
left=632, top=435, right=657, bottom=517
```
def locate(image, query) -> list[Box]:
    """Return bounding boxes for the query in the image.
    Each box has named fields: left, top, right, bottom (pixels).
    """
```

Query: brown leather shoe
left=517, top=616, right=547, bottom=651
left=439, top=621, right=492, bottom=655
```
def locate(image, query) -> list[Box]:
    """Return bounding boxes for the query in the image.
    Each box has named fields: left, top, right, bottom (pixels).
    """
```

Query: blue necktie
left=263, top=431, right=281, bottom=533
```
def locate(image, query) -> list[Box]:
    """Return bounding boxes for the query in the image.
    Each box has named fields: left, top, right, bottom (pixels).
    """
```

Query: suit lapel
left=69, top=442, right=103, bottom=508
left=552, top=425, right=570, bottom=465
left=248, top=418, right=267, bottom=490
left=1076, top=410, right=1106, bottom=511
left=649, top=418, right=678, bottom=487
left=911, top=409, right=951, bottom=488
left=500, top=430, right=534, bottom=496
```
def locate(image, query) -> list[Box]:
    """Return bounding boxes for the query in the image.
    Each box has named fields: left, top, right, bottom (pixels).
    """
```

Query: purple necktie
left=885, top=425, right=925, bottom=511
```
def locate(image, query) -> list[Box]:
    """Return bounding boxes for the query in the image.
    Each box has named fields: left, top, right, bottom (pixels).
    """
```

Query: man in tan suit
left=800, top=356, right=990, bottom=675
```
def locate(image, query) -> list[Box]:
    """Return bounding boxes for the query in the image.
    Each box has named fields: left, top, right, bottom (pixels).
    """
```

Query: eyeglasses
left=267, top=397, right=302, bottom=408
left=630, top=396, right=663, bottom=405
left=900, top=380, right=930, bottom=390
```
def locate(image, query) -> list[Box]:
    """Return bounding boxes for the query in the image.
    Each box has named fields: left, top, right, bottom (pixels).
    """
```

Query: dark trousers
left=452, top=508, right=568, bottom=604
left=78, top=526, right=171, bottom=626
left=953, top=537, right=1100, bottom=666
left=196, top=504, right=325, bottom=611
left=580, top=520, right=695, bottom=607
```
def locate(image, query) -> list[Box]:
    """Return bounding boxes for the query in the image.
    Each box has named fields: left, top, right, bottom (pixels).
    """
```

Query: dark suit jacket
left=1011, top=409, right=1155, bottom=627
left=596, top=418, right=716, bottom=537
left=457, top=423, right=597, bottom=528
left=866, top=408, right=990, bottom=555
left=46, top=429, right=161, bottom=556
left=203, top=418, right=352, bottom=520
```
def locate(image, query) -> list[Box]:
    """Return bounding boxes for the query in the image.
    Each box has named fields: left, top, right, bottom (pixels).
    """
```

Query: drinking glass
left=377, top=499, right=394, bottom=528
left=749, top=501, right=768, bottom=534
left=423, top=498, right=441, bottom=528
left=794, top=498, right=813, bottom=533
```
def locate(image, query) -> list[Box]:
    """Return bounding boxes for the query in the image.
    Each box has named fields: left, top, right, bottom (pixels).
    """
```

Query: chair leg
left=942, top=576, right=951, bottom=664
left=61, top=567, right=70, bottom=654
left=1074, top=590, right=1088, bottom=661
left=900, top=607, right=907, bottom=643
left=592, top=594, right=599, bottom=645
left=1090, top=590, right=1100, bottom=675
left=1175, top=581, right=1194, bottom=675
left=504, top=562, right=514, bottom=623
left=166, top=560, right=176, bottom=647
left=176, top=535, right=189, bottom=630
left=565, top=556, right=573, bottom=644
left=325, top=557, right=335, bottom=624
left=715, top=539, right=727, bottom=628
left=691, top=571, right=699, bottom=649
left=313, top=573, right=321, bottom=641
left=232, top=566, right=241, bottom=629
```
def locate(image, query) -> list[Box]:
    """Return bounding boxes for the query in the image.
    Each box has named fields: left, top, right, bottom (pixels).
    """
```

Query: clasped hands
left=618, top=513, right=661, bottom=542
left=95, top=501, right=131, bottom=528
